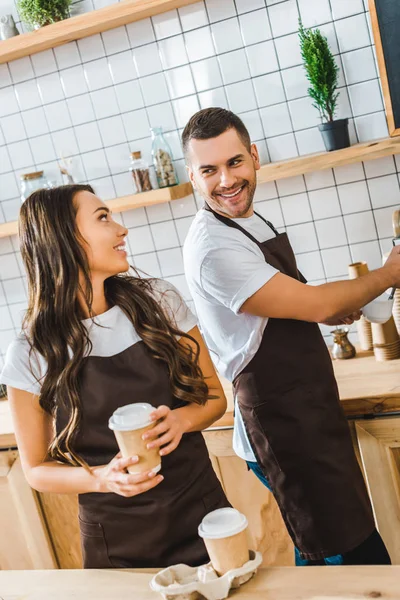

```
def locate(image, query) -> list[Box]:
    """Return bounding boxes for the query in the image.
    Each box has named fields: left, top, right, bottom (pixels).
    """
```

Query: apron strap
left=204, top=203, right=279, bottom=246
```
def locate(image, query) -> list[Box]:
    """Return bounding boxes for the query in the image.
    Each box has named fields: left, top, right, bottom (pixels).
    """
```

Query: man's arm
left=241, top=247, right=400, bottom=323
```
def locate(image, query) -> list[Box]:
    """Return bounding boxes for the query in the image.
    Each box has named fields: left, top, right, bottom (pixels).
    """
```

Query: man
left=182, top=107, right=398, bottom=566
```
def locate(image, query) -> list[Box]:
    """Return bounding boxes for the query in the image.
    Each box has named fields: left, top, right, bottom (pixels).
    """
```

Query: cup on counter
left=362, top=292, right=394, bottom=324
left=198, top=508, right=250, bottom=576
left=108, top=403, right=161, bottom=475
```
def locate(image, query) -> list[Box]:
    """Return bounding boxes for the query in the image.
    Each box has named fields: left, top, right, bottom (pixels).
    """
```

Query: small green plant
left=298, top=20, right=339, bottom=122
left=17, top=0, right=72, bottom=28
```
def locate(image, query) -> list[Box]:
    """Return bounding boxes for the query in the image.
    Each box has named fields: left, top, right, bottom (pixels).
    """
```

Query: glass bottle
left=150, top=127, right=179, bottom=188
left=20, top=171, right=47, bottom=202
left=129, top=151, right=152, bottom=193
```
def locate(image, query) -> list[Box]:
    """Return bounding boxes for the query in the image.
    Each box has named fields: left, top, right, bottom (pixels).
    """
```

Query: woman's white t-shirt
left=0, top=279, right=198, bottom=395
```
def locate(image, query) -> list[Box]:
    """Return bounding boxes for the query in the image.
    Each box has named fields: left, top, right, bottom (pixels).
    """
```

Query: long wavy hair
left=19, top=185, right=209, bottom=469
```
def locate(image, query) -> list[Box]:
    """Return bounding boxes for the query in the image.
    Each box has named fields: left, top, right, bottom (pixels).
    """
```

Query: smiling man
left=182, top=107, right=398, bottom=567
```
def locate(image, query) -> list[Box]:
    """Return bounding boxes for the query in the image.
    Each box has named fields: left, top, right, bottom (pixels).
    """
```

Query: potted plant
left=299, top=20, right=350, bottom=152
left=17, top=0, right=71, bottom=30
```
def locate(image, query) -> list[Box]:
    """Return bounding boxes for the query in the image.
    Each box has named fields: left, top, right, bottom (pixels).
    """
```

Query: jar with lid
left=150, top=127, right=179, bottom=188
left=129, top=151, right=153, bottom=194
left=20, top=171, right=47, bottom=202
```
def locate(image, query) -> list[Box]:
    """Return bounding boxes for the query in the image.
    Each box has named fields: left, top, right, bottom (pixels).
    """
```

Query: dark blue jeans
left=246, top=460, right=344, bottom=566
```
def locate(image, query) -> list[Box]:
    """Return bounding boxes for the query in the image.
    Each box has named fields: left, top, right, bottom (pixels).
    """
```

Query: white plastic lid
left=108, top=403, right=155, bottom=431
left=198, top=508, right=248, bottom=540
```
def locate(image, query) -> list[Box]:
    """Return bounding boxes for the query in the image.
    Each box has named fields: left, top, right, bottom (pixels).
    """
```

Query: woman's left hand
left=142, top=405, right=187, bottom=457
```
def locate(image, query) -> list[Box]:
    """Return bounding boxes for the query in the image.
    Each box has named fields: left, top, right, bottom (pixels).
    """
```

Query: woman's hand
left=143, top=405, right=187, bottom=457
left=93, top=453, right=163, bottom=497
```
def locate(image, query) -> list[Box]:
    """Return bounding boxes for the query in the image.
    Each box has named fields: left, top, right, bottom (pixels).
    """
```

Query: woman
left=0, top=184, right=229, bottom=569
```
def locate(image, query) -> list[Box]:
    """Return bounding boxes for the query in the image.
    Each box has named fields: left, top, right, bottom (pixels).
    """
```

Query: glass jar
left=20, top=171, right=47, bottom=202
left=151, top=127, right=179, bottom=188
left=129, top=151, right=152, bottom=193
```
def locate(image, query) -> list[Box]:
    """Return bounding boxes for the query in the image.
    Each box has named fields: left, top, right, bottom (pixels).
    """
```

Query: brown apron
left=56, top=338, right=229, bottom=568
left=207, top=206, right=375, bottom=560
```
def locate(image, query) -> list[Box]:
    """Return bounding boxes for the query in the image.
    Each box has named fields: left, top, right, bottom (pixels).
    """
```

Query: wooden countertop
left=211, top=350, right=400, bottom=429
left=2, top=350, right=400, bottom=449
left=1, top=566, right=400, bottom=599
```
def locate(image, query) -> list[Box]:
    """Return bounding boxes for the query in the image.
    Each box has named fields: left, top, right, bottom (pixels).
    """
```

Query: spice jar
left=20, top=171, right=47, bottom=202
left=129, top=151, right=152, bottom=194
left=151, top=127, right=179, bottom=188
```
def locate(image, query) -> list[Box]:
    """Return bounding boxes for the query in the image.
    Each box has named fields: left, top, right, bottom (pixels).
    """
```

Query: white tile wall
left=0, top=0, right=397, bottom=358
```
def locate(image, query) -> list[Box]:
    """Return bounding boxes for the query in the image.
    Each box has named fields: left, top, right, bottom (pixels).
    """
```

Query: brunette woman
left=0, top=185, right=229, bottom=569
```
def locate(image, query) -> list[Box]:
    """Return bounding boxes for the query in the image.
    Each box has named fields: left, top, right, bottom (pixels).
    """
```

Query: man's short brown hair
left=182, top=107, right=251, bottom=159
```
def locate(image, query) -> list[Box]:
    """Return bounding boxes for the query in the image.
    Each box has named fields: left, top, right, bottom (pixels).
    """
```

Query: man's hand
left=322, top=310, right=362, bottom=327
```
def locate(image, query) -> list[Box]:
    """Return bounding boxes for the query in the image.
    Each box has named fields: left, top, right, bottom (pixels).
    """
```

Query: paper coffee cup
left=109, top=403, right=161, bottom=475
left=198, top=508, right=249, bottom=575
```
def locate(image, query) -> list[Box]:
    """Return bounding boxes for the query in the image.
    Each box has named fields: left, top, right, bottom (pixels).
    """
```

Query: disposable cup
left=109, top=403, right=161, bottom=475
left=198, top=508, right=249, bottom=576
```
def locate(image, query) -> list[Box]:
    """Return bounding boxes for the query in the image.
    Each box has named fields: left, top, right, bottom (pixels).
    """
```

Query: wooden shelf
left=0, top=182, right=193, bottom=239
left=2, top=136, right=400, bottom=240
left=0, top=221, right=19, bottom=240
left=257, top=135, right=400, bottom=184
left=0, top=0, right=199, bottom=64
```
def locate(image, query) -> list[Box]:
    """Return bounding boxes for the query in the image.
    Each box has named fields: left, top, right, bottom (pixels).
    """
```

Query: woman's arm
left=176, top=325, right=227, bottom=430
left=144, top=325, right=227, bottom=455
left=8, top=386, right=163, bottom=496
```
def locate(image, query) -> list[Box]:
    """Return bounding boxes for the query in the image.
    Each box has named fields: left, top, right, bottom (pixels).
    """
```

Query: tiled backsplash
left=1, top=0, right=399, bottom=366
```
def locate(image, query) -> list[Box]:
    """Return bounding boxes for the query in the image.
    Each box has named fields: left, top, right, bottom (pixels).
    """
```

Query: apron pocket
left=78, top=517, right=113, bottom=569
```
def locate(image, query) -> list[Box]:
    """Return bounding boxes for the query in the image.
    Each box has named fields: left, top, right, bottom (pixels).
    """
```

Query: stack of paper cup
left=382, top=248, right=400, bottom=336
left=371, top=318, right=400, bottom=361
left=109, top=403, right=161, bottom=475
left=198, top=508, right=250, bottom=576
left=392, top=289, right=400, bottom=336
left=348, top=262, right=373, bottom=351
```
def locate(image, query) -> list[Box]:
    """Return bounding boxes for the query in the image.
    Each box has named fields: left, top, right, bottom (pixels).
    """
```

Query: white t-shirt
left=183, top=208, right=278, bottom=462
left=0, top=279, right=197, bottom=396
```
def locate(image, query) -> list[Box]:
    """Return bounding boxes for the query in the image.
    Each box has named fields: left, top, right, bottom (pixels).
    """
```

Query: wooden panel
left=0, top=450, right=29, bottom=570
left=7, top=456, right=57, bottom=569
left=0, top=182, right=193, bottom=240
left=356, top=417, right=400, bottom=563
left=0, top=0, right=199, bottom=64
left=203, top=428, right=294, bottom=567
left=369, top=0, right=396, bottom=135
left=38, top=492, right=82, bottom=569
left=0, top=451, right=56, bottom=570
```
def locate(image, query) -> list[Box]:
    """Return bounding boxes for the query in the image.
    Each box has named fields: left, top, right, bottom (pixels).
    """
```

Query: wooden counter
left=1, top=566, right=400, bottom=600
left=211, top=350, right=400, bottom=430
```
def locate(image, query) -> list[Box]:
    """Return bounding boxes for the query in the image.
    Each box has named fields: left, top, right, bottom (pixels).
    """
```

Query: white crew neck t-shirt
left=183, top=208, right=279, bottom=463
left=0, top=279, right=197, bottom=396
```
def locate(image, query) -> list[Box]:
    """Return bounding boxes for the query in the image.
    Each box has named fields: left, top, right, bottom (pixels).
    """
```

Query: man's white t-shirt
left=0, top=279, right=197, bottom=395
left=183, top=208, right=279, bottom=462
